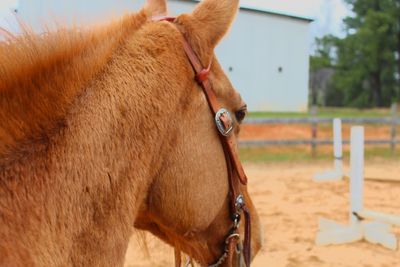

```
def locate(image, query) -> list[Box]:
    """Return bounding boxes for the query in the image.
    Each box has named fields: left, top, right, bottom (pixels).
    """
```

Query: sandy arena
left=124, top=160, right=400, bottom=267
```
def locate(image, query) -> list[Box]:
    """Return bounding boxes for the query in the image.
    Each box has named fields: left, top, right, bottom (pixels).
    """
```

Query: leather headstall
left=153, top=16, right=251, bottom=267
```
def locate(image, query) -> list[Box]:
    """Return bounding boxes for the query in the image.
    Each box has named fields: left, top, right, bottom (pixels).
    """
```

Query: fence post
left=391, top=103, right=398, bottom=155
left=311, top=105, right=318, bottom=157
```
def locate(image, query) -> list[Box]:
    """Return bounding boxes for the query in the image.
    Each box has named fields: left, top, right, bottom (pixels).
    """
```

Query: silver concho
left=215, top=108, right=234, bottom=136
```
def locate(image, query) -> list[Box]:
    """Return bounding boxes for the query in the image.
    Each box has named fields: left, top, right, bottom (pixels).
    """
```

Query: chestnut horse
left=0, top=0, right=261, bottom=266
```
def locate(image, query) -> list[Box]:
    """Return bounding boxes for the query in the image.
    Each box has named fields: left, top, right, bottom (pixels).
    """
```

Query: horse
left=0, top=0, right=262, bottom=266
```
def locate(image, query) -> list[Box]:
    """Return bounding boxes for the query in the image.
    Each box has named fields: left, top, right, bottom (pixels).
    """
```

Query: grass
left=242, top=107, right=398, bottom=162
left=247, top=107, right=392, bottom=119
left=239, top=146, right=398, bottom=163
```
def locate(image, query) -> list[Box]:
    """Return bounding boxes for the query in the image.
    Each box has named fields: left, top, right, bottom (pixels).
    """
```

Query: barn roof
left=239, top=4, right=314, bottom=22
left=183, top=0, right=314, bottom=22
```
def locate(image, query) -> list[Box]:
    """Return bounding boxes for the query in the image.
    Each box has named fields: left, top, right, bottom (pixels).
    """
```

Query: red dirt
left=240, top=124, right=399, bottom=141
left=124, top=161, right=400, bottom=267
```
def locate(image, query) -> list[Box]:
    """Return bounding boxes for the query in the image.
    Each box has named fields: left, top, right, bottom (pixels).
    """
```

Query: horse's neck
left=0, top=35, right=182, bottom=266
left=0, top=11, right=148, bottom=163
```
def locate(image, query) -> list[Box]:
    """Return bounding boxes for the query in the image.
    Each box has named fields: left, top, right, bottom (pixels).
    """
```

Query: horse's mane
left=0, top=11, right=147, bottom=160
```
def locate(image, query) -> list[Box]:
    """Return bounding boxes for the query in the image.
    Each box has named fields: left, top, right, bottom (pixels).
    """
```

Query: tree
left=311, top=0, right=400, bottom=108
left=309, top=36, right=338, bottom=105
left=393, top=0, right=400, bottom=100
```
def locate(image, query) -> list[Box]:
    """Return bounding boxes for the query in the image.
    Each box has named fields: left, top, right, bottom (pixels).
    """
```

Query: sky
left=0, top=0, right=351, bottom=49
left=243, top=0, right=351, bottom=43
left=249, top=0, right=349, bottom=35
left=0, top=0, right=18, bottom=31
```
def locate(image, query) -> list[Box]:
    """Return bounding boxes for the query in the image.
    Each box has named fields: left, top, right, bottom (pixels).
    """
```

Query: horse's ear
left=143, top=0, right=168, bottom=17
left=177, top=0, right=239, bottom=58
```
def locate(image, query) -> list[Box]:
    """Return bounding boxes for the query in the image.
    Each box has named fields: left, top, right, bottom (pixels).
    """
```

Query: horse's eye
left=235, top=107, right=247, bottom=123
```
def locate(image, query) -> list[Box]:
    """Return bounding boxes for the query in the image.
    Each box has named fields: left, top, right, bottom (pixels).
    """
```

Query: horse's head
left=134, top=0, right=262, bottom=265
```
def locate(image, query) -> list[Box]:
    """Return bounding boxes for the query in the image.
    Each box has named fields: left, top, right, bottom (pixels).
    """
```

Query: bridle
left=153, top=16, right=252, bottom=267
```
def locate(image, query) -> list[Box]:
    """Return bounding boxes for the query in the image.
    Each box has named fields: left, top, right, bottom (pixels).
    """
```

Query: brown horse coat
left=0, top=1, right=261, bottom=266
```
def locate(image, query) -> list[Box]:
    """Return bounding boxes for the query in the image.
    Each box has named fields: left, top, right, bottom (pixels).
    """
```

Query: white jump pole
left=314, top=118, right=344, bottom=181
left=333, top=118, right=343, bottom=175
left=316, top=126, right=399, bottom=250
left=350, top=126, right=364, bottom=225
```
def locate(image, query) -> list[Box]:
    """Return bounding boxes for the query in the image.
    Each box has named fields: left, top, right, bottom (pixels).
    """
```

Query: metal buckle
left=233, top=213, right=241, bottom=229
left=215, top=108, right=234, bottom=136
left=235, top=195, right=245, bottom=210
left=225, top=233, right=240, bottom=245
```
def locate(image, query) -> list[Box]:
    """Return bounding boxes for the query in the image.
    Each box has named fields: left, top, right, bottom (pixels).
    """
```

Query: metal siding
left=17, top=0, right=139, bottom=30
left=16, top=0, right=310, bottom=112
left=215, top=10, right=310, bottom=112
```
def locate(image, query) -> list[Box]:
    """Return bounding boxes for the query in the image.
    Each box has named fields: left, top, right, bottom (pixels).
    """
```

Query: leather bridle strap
left=180, top=40, right=248, bottom=185
left=182, top=31, right=251, bottom=267
left=154, top=16, right=251, bottom=267
left=222, top=142, right=251, bottom=267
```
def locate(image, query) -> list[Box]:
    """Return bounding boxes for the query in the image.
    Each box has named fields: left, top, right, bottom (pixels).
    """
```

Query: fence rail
left=240, top=139, right=400, bottom=146
left=244, top=117, right=400, bottom=125
left=239, top=103, right=399, bottom=156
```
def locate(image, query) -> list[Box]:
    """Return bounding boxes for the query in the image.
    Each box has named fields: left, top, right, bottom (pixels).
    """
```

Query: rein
left=153, top=17, right=251, bottom=267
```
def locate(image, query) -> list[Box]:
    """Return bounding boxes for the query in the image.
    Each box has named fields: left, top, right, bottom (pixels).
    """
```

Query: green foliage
left=311, top=0, right=400, bottom=108
left=310, top=35, right=338, bottom=71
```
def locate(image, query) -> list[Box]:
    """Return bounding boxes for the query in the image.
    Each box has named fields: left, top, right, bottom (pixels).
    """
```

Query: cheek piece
left=153, top=16, right=252, bottom=267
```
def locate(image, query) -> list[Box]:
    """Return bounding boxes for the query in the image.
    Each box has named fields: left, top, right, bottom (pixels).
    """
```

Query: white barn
left=13, top=0, right=313, bottom=112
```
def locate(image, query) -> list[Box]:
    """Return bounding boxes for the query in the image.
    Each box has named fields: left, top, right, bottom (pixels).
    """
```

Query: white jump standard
left=316, top=126, right=400, bottom=250
left=314, top=118, right=344, bottom=181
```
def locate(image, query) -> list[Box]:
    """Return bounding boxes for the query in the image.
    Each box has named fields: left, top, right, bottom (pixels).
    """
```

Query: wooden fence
left=239, top=104, right=400, bottom=156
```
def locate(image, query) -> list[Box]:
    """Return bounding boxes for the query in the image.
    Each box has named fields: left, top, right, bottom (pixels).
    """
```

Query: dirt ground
left=240, top=124, right=400, bottom=141
left=124, top=160, right=400, bottom=267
